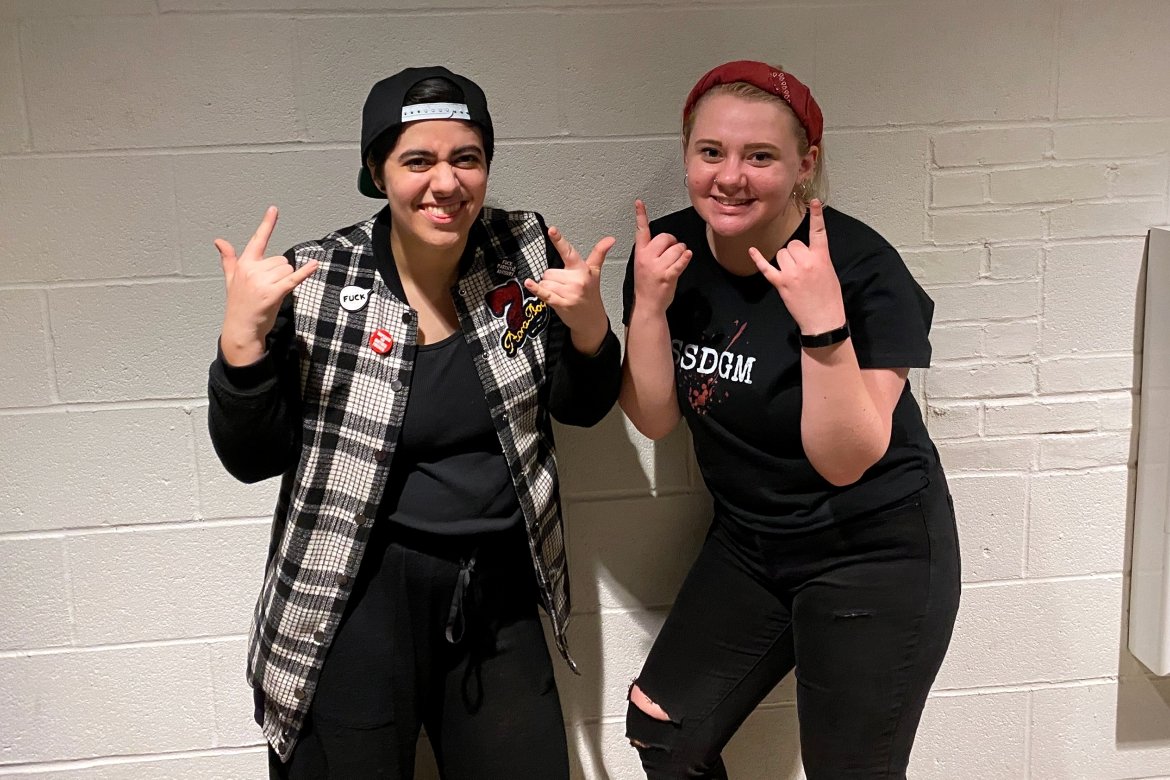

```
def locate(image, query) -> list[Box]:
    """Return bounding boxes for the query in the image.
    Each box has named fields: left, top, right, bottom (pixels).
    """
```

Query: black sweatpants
left=626, top=472, right=961, bottom=779
left=270, top=523, right=569, bottom=780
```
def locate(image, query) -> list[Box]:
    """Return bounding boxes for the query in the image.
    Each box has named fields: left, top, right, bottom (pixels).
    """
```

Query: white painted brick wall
left=2, top=1, right=1169, bottom=778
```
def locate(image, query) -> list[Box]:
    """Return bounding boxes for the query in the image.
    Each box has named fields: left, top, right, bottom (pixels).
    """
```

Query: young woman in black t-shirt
left=621, top=60, right=961, bottom=779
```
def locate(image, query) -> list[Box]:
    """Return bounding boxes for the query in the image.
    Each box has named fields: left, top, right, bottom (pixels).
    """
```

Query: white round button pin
left=340, top=286, right=370, bottom=312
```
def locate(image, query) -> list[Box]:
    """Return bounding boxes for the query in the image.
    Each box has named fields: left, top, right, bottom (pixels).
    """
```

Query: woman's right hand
left=215, top=206, right=318, bottom=366
left=631, top=199, right=692, bottom=316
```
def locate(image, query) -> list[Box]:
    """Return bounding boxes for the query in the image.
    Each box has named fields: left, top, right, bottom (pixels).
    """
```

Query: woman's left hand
left=525, top=226, right=615, bottom=355
left=748, top=199, right=847, bottom=336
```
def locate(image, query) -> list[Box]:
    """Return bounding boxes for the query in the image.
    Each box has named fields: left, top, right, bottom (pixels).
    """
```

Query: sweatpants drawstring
left=446, top=555, right=476, bottom=644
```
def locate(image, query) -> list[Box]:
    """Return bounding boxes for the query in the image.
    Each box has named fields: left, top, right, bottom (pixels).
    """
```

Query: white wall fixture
left=1130, top=226, right=1170, bottom=675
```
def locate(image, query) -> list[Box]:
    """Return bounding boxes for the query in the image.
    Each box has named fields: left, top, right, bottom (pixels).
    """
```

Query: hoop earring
left=683, top=173, right=689, bottom=187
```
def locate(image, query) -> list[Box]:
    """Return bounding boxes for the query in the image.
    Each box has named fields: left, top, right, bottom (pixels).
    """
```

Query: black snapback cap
left=358, top=66, right=494, bottom=198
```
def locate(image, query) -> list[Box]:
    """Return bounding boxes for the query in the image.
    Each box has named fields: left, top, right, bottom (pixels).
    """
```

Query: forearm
left=568, top=314, right=609, bottom=357
left=800, top=341, right=892, bottom=486
left=619, top=305, right=680, bottom=440
left=219, top=321, right=268, bottom=366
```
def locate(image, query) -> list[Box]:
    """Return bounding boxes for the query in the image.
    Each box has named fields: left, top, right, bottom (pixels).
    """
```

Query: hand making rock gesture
left=748, top=199, right=846, bottom=336
left=631, top=199, right=692, bottom=316
left=215, top=206, right=318, bottom=364
left=525, top=226, right=615, bottom=353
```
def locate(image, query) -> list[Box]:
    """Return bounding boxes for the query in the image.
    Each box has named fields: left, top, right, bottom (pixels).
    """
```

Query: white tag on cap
left=401, top=102, right=471, bottom=122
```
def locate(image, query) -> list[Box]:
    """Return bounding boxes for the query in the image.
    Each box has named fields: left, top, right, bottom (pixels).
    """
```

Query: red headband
left=682, top=60, right=824, bottom=148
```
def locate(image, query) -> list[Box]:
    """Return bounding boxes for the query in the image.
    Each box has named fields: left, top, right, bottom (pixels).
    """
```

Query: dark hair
left=365, top=77, right=494, bottom=170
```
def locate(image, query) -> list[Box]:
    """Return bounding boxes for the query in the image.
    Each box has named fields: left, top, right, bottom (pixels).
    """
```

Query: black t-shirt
left=623, top=205, right=939, bottom=534
left=372, top=213, right=523, bottom=536
left=379, top=331, right=524, bottom=535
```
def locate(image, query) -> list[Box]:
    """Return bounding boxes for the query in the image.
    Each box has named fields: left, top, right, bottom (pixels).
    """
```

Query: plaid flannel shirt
left=208, top=207, right=620, bottom=760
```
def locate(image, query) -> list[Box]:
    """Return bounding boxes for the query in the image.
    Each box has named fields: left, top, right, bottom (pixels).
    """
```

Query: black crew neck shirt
left=623, top=205, right=939, bottom=534
left=373, top=210, right=522, bottom=535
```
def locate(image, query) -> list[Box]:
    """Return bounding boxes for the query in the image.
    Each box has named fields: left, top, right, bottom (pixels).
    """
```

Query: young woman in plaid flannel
left=620, top=60, right=962, bottom=779
left=209, top=66, right=620, bottom=779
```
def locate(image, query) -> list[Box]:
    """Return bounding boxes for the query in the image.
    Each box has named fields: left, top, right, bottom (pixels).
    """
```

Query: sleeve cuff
left=854, top=347, right=932, bottom=370
left=564, top=325, right=620, bottom=368
left=210, top=341, right=279, bottom=395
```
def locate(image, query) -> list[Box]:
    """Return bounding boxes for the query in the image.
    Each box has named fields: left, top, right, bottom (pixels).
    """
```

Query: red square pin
left=369, top=328, right=394, bottom=355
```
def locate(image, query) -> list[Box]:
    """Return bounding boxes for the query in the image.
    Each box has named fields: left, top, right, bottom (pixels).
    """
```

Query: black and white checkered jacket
left=208, top=206, right=621, bottom=760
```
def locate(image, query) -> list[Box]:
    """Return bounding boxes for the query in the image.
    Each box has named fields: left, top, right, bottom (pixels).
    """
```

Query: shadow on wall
left=1117, top=231, right=1170, bottom=756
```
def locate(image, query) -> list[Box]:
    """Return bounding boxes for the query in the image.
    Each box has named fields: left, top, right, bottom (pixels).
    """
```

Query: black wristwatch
left=799, top=321, right=851, bottom=349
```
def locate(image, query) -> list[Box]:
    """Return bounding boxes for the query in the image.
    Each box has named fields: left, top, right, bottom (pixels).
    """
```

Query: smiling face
left=684, top=90, right=818, bottom=241
left=369, top=118, right=488, bottom=253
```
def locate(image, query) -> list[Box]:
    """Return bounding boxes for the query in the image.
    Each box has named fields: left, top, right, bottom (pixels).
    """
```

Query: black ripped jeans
left=626, top=471, right=961, bottom=779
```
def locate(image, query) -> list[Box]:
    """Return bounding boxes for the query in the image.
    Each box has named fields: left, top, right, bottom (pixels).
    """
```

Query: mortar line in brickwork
left=0, top=275, right=223, bottom=291
left=561, top=486, right=701, bottom=502
left=1033, top=349, right=1137, bottom=360
left=916, top=467, right=1033, bottom=479
left=0, top=745, right=265, bottom=776
left=185, top=400, right=207, bottom=520
left=935, top=388, right=1133, bottom=402
left=0, top=634, right=248, bottom=660
left=1020, top=466, right=1034, bottom=577
left=13, top=22, right=31, bottom=152
left=0, top=397, right=207, bottom=416
left=930, top=355, right=1037, bottom=368
left=0, top=142, right=353, bottom=160
left=933, top=158, right=1170, bottom=178
left=59, top=534, right=78, bottom=647
left=0, top=135, right=683, bottom=160
left=963, top=572, right=1120, bottom=590
left=1048, top=0, right=1062, bottom=127
left=154, top=2, right=933, bottom=19
left=0, top=516, right=268, bottom=542
left=1023, top=688, right=1034, bottom=779
left=987, top=390, right=1133, bottom=405
left=593, top=602, right=674, bottom=616
left=928, top=194, right=1164, bottom=213
left=584, top=677, right=1120, bottom=727
left=934, top=677, right=1118, bottom=698
left=12, top=119, right=1169, bottom=162
left=929, top=237, right=1150, bottom=253
left=34, top=289, right=61, bottom=404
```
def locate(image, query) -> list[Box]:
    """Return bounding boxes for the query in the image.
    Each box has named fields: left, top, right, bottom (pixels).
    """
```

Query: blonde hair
left=682, top=81, right=827, bottom=206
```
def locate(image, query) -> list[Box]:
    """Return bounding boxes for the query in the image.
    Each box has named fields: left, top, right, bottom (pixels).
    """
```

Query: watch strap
left=799, top=321, right=851, bottom=349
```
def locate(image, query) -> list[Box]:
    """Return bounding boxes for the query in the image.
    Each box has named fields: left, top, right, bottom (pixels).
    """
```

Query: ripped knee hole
left=628, top=682, right=672, bottom=722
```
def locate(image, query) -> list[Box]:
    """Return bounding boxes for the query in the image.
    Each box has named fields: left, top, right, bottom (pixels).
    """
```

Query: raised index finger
left=548, top=225, right=583, bottom=267
left=242, top=206, right=279, bottom=262
left=808, top=199, right=828, bottom=253
left=634, top=199, right=651, bottom=249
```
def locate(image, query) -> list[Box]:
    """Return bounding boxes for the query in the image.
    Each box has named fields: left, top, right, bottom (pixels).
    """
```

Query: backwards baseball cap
left=358, top=65, right=494, bottom=198
left=682, top=60, right=823, bottom=148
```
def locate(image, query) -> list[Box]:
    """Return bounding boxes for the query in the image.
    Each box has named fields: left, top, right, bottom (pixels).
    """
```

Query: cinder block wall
left=3, top=1, right=1170, bottom=777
